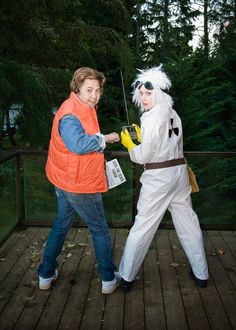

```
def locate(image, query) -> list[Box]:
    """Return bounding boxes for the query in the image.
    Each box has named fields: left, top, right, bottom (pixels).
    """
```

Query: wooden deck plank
left=0, top=227, right=39, bottom=283
left=198, top=232, right=233, bottom=330
left=121, top=227, right=145, bottom=330
left=207, top=231, right=236, bottom=329
left=34, top=228, right=78, bottom=330
left=16, top=228, right=88, bottom=330
left=78, top=231, right=117, bottom=330
left=13, top=227, right=77, bottom=330
left=221, top=231, right=236, bottom=261
left=0, top=227, right=47, bottom=329
left=168, top=230, right=210, bottom=330
left=210, top=231, right=236, bottom=289
left=58, top=229, right=96, bottom=329
left=102, top=228, right=126, bottom=330
left=79, top=270, right=104, bottom=330
left=0, top=229, right=26, bottom=261
left=0, top=228, right=236, bottom=330
left=0, top=228, right=40, bottom=312
left=143, top=235, right=166, bottom=330
left=123, top=268, right=145, bottom=330
left=156, top=230, right=189, bottom=330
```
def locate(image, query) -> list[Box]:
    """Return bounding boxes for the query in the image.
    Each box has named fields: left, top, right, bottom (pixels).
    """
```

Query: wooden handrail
left=1, top=147, right=236, bottom=164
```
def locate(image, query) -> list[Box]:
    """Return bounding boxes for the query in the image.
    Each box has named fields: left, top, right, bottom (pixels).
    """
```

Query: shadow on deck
left=0, top=227, right=236, bottom=329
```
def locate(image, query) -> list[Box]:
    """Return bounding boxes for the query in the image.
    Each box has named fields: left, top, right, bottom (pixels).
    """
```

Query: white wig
left=132, top=64, right=173, bottom=113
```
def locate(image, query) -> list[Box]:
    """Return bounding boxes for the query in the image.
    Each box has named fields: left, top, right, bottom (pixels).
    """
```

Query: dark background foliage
left=0, top=0, right=235, bottom=152
left=0, top=0, right=236, bottom=226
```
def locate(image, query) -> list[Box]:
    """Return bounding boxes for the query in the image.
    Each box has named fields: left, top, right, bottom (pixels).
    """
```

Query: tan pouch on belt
left=187, top=166, right=200, bottom=193
left=184, top=158, right=200, bottom=193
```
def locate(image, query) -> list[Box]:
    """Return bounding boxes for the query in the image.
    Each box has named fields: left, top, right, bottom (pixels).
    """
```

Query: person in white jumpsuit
left=119, top=65, right=208, bottom=292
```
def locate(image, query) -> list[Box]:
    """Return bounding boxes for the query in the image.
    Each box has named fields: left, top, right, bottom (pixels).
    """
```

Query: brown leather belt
left=145, top=158, right=185, bottom=170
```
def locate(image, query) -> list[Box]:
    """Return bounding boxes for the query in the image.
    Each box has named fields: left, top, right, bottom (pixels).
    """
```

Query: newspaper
left=105, top=158, right=126, bottom=189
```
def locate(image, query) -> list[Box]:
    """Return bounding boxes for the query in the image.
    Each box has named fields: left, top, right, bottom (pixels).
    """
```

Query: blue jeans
left=38, top=187, right=115, bottom=281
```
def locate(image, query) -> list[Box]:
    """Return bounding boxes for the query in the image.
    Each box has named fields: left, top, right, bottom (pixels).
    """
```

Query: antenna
left=120, top=69, right=130, bottom=125
left=120, top=69, right=137, bottom=140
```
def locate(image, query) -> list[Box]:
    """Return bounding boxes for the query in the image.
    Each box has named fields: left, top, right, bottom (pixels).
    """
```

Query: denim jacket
left=59, top=114, right=105, bottom=154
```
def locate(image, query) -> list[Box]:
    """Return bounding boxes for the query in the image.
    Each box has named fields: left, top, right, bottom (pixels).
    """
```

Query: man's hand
left=132, top=124, right=141, bottom=143
left=105, top=132, right=120, bottom=143
left=120, top=129, right=137, bottom=151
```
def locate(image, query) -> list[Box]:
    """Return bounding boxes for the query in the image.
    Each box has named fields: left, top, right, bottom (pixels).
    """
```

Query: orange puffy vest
left=46, top=92, right=108, bottom=193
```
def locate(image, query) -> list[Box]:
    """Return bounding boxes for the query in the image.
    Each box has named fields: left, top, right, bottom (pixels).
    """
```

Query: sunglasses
left=134, top=81, right=154, bottom=90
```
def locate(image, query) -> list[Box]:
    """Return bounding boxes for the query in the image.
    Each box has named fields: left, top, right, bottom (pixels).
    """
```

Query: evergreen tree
left=0, top=0, right=135, bottom=147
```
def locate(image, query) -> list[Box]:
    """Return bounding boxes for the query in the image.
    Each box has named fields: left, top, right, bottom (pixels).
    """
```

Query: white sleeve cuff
left=95, top=133, right=106, bottom=150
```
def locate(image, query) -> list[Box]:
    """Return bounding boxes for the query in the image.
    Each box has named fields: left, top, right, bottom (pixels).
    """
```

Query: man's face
left=78, top=79, right=102, bottom=108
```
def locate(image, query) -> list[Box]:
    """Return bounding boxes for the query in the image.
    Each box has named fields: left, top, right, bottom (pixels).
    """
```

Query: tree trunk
left=0, top=110, right=3, bottom=149
left=6, top=108, right=16, bottom=146
left=162, top=0, right=170, bottom=61
left=203, top=0, right=209, bottom=58
left=135, top=0, right=141, bottom=65
left=0, top=134, right=3, bottom=149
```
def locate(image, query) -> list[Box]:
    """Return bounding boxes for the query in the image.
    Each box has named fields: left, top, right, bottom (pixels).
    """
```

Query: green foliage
left=169, top=53, right=236, bottom=152
left=0, top=0, right=136, bottom=147
left=0, top=0, right=236, bottom=226
left=0, top=58, right=71, bottom=147
left=0, top=1, right=235, bottom=153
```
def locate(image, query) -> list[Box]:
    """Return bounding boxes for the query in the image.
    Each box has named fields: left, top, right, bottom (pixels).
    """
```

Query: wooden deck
left=0, top=227, right=236, bottom=330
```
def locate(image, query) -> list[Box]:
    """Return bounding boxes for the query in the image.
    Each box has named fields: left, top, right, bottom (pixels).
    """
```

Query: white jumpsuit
left=119, top=104, right=208, bottom=281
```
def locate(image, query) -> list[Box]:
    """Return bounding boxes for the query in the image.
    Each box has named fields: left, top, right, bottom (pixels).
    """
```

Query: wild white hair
left=132, top=64, right=173, bottom=113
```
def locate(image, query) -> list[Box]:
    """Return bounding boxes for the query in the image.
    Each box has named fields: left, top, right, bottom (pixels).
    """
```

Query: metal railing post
left=15, top=150, right=25, bottom=226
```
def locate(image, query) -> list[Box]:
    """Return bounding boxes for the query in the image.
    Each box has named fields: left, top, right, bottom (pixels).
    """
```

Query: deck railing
left=0, top=148, right=236, bottom=244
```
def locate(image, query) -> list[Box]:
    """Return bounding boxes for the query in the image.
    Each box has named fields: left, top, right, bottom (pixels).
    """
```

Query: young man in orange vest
left=38, top=67, right=120, bottom=294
